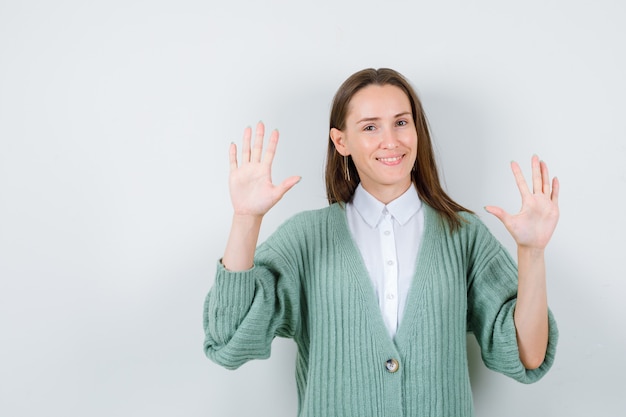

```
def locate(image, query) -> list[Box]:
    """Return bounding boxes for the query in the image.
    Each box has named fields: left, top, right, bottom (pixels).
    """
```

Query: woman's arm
left=204, top=122, right=302, bottom=369
left=514, top=246, right=549, bottom=369
left=485, top=155, right=560, bottom=369
left=222, top=122, right=301, bottom=271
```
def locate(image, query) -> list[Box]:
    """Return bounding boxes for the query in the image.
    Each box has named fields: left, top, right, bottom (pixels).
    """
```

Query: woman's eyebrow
left=355, top=116, right=380, bottom=124
left=355, top=112, right=412, bottom=124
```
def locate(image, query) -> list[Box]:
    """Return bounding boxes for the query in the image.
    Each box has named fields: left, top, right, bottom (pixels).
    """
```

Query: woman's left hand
left=485, top=155, right=560, bottom=250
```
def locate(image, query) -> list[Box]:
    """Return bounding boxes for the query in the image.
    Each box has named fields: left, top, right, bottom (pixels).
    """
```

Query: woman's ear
left=330, top=128, right=349, bottom=156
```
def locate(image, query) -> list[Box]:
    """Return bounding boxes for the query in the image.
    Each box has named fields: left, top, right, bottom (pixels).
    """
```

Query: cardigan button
left=385, top=359, right=399, bottom=373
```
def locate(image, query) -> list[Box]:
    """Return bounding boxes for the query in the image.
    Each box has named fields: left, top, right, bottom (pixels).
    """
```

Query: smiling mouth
left=376, top=155, right=405, bottom=163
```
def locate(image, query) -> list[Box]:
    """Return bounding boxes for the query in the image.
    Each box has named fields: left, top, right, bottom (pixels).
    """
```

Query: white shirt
left=346, top=184, right=424, bottom=338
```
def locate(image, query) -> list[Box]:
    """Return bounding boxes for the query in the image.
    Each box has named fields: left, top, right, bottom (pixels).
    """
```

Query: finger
left=531, top=154, right=542, bottom=194
left=510, top=160, right=531, bottom=199
left=484, top=205, right=511, bottom=225
left=551, top=177, right=560, bottom=205
left=241, top=126, right=252, bottom=164
left=229, top=142, right=238, bottom=171
left=540, top=160, right=551, bottom=194
left=251, top=121, right=265, bottom=162
left=276, top=175, right=302, bottom=197
left=262, top=129, right=279, bottom=165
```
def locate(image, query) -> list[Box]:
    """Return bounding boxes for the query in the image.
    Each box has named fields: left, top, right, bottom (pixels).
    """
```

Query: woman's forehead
left=346, top=84, right=412, bottom=121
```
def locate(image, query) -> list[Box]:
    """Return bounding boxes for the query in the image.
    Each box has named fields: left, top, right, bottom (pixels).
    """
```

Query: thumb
left=484, top=205, right=509, bottom=224
left=277, top=175, right=302, bottom=196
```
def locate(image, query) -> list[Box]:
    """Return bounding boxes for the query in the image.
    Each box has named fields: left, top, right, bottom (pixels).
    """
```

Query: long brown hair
left=325, top=68, right=472, bottom=230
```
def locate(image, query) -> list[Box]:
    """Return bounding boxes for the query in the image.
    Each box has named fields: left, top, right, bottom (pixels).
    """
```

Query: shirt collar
left=351, top=183, right=422, bottom=227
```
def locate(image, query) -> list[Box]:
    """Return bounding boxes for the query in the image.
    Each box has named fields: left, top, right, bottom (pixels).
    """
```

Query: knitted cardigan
left=204, top=203, right=558, bottom=417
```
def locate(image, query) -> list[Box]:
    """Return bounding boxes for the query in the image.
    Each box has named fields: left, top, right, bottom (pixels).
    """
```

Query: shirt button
left=387, top=260, right=394, bottom=266
left=385, top=359, right=400, bottom=373
left=386, top=293, right=395, bottom=300
left=384, top=230, right=391, bottom=236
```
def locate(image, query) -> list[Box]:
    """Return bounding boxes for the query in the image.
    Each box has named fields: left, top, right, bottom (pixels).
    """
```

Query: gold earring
left=344, top=155, right=350, bottom=182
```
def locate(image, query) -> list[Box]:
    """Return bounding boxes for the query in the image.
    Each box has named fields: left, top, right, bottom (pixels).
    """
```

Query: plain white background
left=1, top=0, right=624, bottom=416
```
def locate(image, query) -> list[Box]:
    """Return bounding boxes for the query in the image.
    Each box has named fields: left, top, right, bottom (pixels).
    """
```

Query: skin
left=221, top=85, right=560, bottom=370
left=221, top=123, right=301, bottom=271
left=329, top=85, right=418, bottom=204
left=485, top=157, right=560, bottom=369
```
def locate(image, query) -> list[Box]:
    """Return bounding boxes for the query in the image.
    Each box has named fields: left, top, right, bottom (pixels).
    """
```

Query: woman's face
left=330, top=84, right=418, bottom=203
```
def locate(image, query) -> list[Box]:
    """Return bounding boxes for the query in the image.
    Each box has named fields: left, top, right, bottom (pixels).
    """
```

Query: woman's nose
left=380, top=130, right=399, bottom=149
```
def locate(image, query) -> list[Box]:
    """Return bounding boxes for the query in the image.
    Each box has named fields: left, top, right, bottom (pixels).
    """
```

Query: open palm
left=229, top=122, right=301, bottom=217
left=485, top=156, right=560, bottom=250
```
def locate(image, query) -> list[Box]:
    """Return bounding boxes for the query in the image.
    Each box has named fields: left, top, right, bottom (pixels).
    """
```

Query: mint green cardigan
left=204, top=203, right=558, bottom=417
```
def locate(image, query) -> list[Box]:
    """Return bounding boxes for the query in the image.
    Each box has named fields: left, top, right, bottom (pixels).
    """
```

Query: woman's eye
left=364, top=125, right=375, bottom=131
left=397, top=120, right=407, bottom=126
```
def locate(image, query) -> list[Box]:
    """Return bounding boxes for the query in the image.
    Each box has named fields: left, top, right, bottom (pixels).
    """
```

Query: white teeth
left=378, top=156, right=402, bottom=162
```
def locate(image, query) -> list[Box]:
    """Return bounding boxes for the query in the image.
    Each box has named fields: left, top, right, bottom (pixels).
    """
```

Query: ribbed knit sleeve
left=465, top=217, right=558, bottom=384
left=203, top=223, right=302, bottom=370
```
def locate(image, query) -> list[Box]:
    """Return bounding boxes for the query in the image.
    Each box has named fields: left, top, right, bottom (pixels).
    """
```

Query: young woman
left=204, top=68, right=560, bottom=416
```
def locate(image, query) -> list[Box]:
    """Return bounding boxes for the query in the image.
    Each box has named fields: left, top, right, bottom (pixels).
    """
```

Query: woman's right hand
left=228, top=122, right=301, bottom=218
